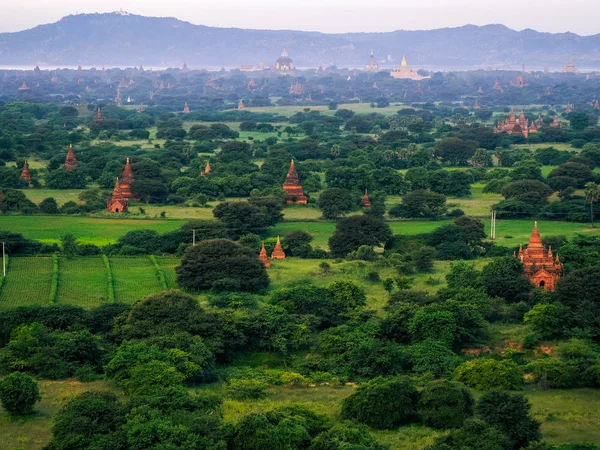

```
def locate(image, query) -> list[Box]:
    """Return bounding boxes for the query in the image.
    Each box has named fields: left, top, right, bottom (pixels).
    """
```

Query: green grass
left=242, top=102, right=407, bottom=117
left=55, top=257, right=109, bottom=307
left=0, top=379, right=116, bottom=450
left=0, top=216, right=184, bottom=245
left=0, top=257, right=53, bottom=308
left=157, top=257, right=181, bottom=289
left=20, top=189, right=87, bottom=206
left=110, top=257, right=164, bottom=304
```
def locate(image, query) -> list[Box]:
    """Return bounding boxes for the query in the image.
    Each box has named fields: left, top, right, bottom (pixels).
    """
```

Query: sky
left=1, top=0, right=598, bottom=35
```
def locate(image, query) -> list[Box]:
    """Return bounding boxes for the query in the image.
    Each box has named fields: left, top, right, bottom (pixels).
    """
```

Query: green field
left=55, top=257, right=109, bottom=307
left=0, top=257, right=53, bottom=308
left=0, top=216, right=183, bottom=245
left=110, top=257, right=164, bottom=303
left=242, top=102, right=408, bottom=117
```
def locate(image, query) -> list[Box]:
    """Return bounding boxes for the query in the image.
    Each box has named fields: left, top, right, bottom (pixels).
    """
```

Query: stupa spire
left=20, top=161, right=31, bottom=182
left=107, top=178, right=129, bottom=213
left=362, top=189, right=372, bottom=209
left=282, top=160, right=308, bottom=204
left=64, top=144, right=78, bottom=171
left=259, top=242, right=270, bottom=267
left=271, top=236, right=286, bottom=260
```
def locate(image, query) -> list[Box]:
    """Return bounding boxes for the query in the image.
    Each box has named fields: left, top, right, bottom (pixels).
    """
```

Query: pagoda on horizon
left=275, top=48, right=295, bottom=73
left=516, top=222, right=563, bottom=292
left=390, top=56, right=430, bottom=81
left=563, top=58, right=579, bottom=74
left=282, top=160, right=307, bottom=204
left=364, top=50, right=379, bottom=72
left=64, top=145, right=78, bottom=171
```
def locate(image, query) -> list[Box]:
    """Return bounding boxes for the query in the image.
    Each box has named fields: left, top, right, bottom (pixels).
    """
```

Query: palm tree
left=585, top=182, right=600, bottom=227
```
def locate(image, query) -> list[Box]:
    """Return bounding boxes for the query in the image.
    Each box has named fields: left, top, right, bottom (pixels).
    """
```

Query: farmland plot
left=110, top=257, right=164, bottom=303
left=157, top=257, right=180, bottom=289
left=56, top=257, right=108, bottom=308
left=0, top=257, right=53, bottom=308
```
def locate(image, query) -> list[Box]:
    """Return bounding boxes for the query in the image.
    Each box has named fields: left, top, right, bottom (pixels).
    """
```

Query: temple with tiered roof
left=107, top=178, right=129, bottom=213
left=362, top=190, right=372, bottom=209
left=64, top=145, right=78, bottom=171
left=289, top=82, right=304, bottom=95
left=119, top=158, right=135, bottom=200
left=282, top=160, right=307, bottom=204
left=271, top=236, right=286, bottom=260
left=94, top=108, right=103, bottom=122
left=259, top=242, right=270, bottom=267
left=183, top=102, right=190, bottom=113
left=390, top=56, right=430, bottom=80
left=516, top=222, right=563, bottom=291
left=511, top=74, right=527, bottom=88
left=20, top=161, right=31, bottom=182
left=563, top=58, right=579, bottom=74
left=275, top=48, right=295, bottom=73
left=494, top=109, right=532, bottom=138
left=364, top=50, right=379, bottom=72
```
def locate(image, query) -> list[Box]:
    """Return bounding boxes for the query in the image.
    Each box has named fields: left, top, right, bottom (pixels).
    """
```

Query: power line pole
left=192, top=229, right=198, bottom=246
left=2, top=242, right=5, bottom=277
left=490, top=210, right=497, bottom=240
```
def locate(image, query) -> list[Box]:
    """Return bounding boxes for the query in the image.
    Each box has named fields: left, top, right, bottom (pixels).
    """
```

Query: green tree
left=39, top=197, right=59, bottom=214
left=176, top=239, right=269, bottom=292
left=476, top=390, right=542, bottom=449
left=329, top=215, right=392, bottom=258
left=454, top=358, right=524, bottom=390
left=311, top=423, right=387, bottom=450
left=341, top=377, right=419, bottom=429
left=0, top=372, right=41, bottom=416
left=481, top=257, right=532, bottom=303
left=584, top=182, right=600, bottom=227
left=390, top=190, right=447, bottom=219
left=419, top=380, right=474, bottom=429
left=426, top=418, right=511, bottom=450
left=60, top=233, right=79, bottom=258
left=318, top=188, right=355, bottom=219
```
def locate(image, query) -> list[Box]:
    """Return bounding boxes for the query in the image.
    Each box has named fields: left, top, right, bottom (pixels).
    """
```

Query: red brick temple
left=94, top=108, right=104, bottom=122
left=120, top=158, right=135, bottom=200
left=271, top=236, right=286, bottom=260
left=20, top=161, right=31, bottom=182
left=259, top=242, right=270, bottom=267
left=494, top=109, right=531, bottom=138
left=201, top=161, right=211, bottom=177
left=64, top=145, right=78, bottom=171
left=362, top=190, right=372, bottom=209
left=473, top=100, right=481, bottom=110
left=183, top=102, right=190, bottom=113
left=238, top=100, right=245, bottom=110
left=493, top=80, right=503, bottom=91
left=107, top=178, right=129, bottom=213
left=516, top=222, right=563, bottom=292
left=282, top=160, right=307, bottom=204
left=550, top=116, right=561, bottom=128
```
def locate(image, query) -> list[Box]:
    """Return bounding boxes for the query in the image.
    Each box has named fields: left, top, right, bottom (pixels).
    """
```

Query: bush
left=0, top=372, right=41, bottom=415
left=419, top=380, right=475, bottom=429
left=454, top=358, right=524, bottom=390
left=526, top=358, right=578, bottom=389
left=341, top=377, right=419, bottom=429
left=227, top=378, right=268, bottom=400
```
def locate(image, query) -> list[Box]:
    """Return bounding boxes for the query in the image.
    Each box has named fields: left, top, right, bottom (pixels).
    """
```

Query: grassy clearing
left=20, top=189, right=88, bottom=206
left=0, top=257, right=52, bottom=308
left=55, top=257, right=108, bottom=307
left=0, top=216, right=183, bottom=245
left=110, top=257, right=164, bottom=304
left=157, top=257, right=181, bottom=289
left=242, top=102, right=406, bottom=117
left=0, top=379, right=116, bottom=450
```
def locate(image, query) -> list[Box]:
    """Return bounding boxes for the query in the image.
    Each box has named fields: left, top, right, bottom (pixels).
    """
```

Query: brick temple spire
left=183, top=102, right=190, bottom=113
left=282, top=159, right=308, bottom=204
left=20, top=161, right=31, bottom=182
left=362, top=189, right=372, bottom=209
left=259, top=242, right=271, bottom=267
left=201, top=161, right=211, bottom=177
left=64, top=144, right=78, bottom=171
left=94, top=107, right=104, bottom=122
left=271, top=236, right=286, bottom=260
left=516, top=222, right=563, bottom=291
left=107, top=178, right=129, bottom=213
left=119, top=158, right=135, bottom=200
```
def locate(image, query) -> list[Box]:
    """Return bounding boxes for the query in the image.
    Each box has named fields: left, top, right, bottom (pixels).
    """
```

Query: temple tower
left=119, top=158, right=135, bottom=200
left=107, top=178, right=129, bottom=213
left=271, top=236, right=286, bottom=260
left=282, top=160, right=308, bottom=204
left=362, top=190, right=372, bottom=209
left=259, top=242, right=271, bottom=267
left=20, top=161, right=31, bottom=182
left=201, top=161, right=211, bottom=177
left=64, top=145, right=78, bottom=171
left=183, top=102, right=190, bottom=113
left=94, top=108, right=104, bottom=122
left=516, top=222, right=563, bottom=292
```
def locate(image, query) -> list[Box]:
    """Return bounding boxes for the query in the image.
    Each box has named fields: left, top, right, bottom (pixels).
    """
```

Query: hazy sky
left=1, top=0, right=599, bottom=35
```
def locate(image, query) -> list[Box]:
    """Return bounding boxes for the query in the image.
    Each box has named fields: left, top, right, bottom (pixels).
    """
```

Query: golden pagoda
left=390, top=56, right=430, bottom=80
left=563, top=58, right=579, bottom=74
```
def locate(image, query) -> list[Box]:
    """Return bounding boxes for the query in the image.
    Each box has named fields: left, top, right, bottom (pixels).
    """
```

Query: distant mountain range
left=0, top=13, right=599, bottom=70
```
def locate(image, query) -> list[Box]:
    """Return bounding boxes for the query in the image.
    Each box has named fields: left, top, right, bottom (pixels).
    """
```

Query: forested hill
left=1, top=12, right=600, bottom=69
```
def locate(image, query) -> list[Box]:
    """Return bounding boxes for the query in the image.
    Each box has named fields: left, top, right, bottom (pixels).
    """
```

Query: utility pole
left=490, top=210, right=497, bottom=240
left=192, top=229, right=198, bottom=246
left=2, top=242, right=5, bottom=277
